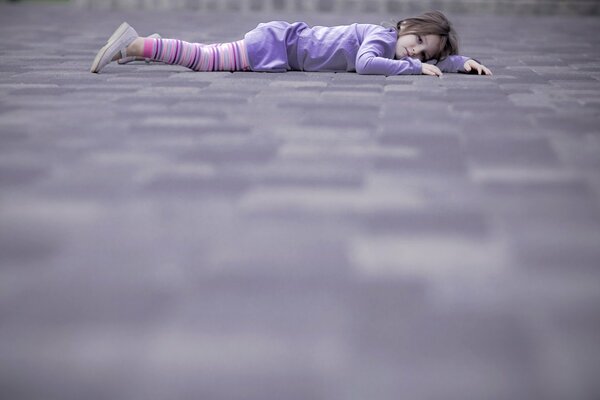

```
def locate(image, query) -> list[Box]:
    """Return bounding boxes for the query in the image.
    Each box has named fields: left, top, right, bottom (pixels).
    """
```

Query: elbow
left=355, top=63, right=368, bottom=75
left=355, top=59, right=372, bottom=75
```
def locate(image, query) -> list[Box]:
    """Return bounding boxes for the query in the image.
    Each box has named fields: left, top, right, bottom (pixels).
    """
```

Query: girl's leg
left=125, top=37, right=251, bottom=72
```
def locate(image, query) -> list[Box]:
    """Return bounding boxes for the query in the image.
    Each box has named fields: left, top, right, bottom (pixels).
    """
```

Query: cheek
left=398, top=36, right=416, bottom=47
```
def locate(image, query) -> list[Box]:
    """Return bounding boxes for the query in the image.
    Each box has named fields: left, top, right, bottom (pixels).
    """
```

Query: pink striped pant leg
left=142, top=38, right=251, bottom=72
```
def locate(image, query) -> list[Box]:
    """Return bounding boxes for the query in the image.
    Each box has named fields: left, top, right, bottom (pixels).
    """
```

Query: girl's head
left=393, top=10, right=459, bottom=62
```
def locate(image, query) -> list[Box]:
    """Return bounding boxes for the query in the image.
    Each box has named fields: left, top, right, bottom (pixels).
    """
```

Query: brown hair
left=393, top=10, right=459, bottom=62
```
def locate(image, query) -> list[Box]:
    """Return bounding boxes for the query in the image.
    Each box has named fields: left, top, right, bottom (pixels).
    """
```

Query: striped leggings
left=142, top=38, right=251, bottom=72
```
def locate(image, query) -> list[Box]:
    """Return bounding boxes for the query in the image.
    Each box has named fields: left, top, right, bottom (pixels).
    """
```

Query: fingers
left=477, top=65, right=493, bottom=75
left=424, top=69, right=442, bottom=77
left=422, top=64, right=442, bottom=77
left=465, top=60, right=493, bottom=76
left=467, top=61, right=483, bottom=75
left=426, top=61, right=493, bottom=77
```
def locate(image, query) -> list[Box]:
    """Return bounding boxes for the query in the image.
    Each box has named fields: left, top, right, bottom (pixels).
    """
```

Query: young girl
left=91, top=10, right=492, bottom=77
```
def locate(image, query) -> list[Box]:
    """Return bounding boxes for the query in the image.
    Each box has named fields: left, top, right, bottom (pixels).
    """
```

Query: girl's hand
left=421, top=63, right=443, bottom=77
left=463, top=59, right=493, bottom=75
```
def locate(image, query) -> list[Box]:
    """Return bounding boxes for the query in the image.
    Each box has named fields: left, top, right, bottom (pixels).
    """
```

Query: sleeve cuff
left=402, top=57, right=422, bottom=74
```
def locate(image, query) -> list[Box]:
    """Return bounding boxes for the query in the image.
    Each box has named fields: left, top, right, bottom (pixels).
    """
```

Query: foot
left=118, top=33, right=161, bottom=64
left=90, top=22, right=139, bottom=73
left=112, top=37, right=144, bottom=61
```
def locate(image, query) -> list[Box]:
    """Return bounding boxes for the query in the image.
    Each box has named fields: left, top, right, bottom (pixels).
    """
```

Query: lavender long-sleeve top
left=244, top=21, right=471, bottom=75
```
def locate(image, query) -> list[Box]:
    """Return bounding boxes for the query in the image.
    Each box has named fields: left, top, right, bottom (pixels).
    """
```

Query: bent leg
left=142, top=38, right=251, bottom=72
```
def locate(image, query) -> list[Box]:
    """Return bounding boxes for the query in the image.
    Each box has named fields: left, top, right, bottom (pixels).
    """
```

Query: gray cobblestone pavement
left=74, top=0, right=600, bottom=15
left=1, top=3, right=600, bottom=400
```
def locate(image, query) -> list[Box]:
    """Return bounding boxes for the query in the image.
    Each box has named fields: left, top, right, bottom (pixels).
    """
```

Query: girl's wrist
left=407, top=58, right=422, bottom=74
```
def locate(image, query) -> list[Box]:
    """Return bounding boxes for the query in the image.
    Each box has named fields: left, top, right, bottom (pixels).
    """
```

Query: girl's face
left=395, top=33, right=441, bottom=61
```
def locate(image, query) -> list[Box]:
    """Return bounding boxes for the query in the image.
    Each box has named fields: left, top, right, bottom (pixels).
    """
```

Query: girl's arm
left=433, top=55, right=471, bottom=73
left=355, top=28, right=423, bottom=76
left=354, top=28, right=491, bottom=76
left=357, top=54, right=492, bottom=76
left=356, top=54, right=422, bottom=75
left=434, top=56, right=492, bottom=75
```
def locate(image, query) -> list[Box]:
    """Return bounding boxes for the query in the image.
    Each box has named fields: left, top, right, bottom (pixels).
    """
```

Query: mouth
left=404, top=47, right=410, bottom=57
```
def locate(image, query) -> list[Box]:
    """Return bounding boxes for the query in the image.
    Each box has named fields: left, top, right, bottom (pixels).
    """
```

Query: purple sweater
left=244, top=21, right=470, bottom=75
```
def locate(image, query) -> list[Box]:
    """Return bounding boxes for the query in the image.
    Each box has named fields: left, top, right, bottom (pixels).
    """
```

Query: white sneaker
left=90, top=22, right=139, bottom=73
left=118, top=33, right=162, bottom=64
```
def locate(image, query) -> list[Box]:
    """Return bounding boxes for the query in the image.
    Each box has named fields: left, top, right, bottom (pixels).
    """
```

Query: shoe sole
left=90, top=22, right=132, bottom=73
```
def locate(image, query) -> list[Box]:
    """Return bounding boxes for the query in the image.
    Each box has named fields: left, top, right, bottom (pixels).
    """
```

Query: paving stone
left=348, top=307, right=540, bottom=399
left=238, top=170, right=445, bottom=221
left=349, top=233, right=510, bottom=280
left=0, top=163, right=49, bottom=187
left=178, top=139, right=279, bottom=164
left=373, top=137, right=467, bottom=173
left=533, top=114, right=600, bottom=134
left=0, top=221, right=62, bottom=266
left=480, top=177, right=593, bottom=197
left=465, top=136, right=561, bottom=167
left=513, top=233, right=600, bottom=272
left=358, top=207, right=490, bottom=237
